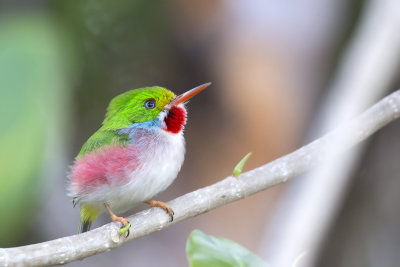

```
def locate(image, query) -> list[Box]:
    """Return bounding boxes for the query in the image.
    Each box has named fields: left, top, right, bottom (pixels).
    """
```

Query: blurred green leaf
left=0, top=12, right=73, bottom=246
left=186, top=230, right=268, bottom=267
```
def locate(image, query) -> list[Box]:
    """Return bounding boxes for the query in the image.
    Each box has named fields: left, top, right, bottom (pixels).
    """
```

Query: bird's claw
left=146, top=200, right=175, bottom=222
left=165, top=207, right=174, bottom=222
left=119, top=223, right=131, bottom=237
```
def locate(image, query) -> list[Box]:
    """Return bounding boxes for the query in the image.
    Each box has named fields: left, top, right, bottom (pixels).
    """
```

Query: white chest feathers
left=106, top=130, right=185, bottom=213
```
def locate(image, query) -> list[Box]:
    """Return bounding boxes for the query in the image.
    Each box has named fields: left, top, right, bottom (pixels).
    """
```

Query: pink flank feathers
left=70, top=144, right=140, bottom=194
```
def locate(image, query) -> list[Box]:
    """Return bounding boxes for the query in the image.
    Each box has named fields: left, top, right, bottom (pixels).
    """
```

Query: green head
left=101, top=86, right=175, bottom=130
left=77, top=83, right=210, bottom=156
left=100, top=83, right=211, bottom=131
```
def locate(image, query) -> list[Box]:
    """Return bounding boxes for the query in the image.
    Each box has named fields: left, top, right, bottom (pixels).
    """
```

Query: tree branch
left=2, top=90, right=400, bottom=267
left=260, top=1, right=400, bottom=265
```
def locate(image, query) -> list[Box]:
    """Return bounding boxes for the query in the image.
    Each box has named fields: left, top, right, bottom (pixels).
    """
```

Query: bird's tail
left=79, top=219, right=92, bottom=233
left=78, top=204, right=100, bottom=234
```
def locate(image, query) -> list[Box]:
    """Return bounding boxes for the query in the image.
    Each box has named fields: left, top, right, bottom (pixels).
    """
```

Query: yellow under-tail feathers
left=78, top=204, right=100, bottom=233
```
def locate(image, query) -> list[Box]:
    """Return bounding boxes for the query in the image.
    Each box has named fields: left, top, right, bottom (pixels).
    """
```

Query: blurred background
left=1, top=0, right=400, bottom=266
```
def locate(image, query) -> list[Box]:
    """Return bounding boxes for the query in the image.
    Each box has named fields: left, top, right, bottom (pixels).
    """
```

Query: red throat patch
left=164, top=106, right=186, bottom=133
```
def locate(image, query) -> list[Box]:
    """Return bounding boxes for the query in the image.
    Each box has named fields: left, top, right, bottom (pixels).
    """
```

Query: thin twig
left=1, top=90, right=400, bottom=267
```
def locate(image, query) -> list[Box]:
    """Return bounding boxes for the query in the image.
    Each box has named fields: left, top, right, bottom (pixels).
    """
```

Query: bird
left=68, top=82, right=210, bottom=235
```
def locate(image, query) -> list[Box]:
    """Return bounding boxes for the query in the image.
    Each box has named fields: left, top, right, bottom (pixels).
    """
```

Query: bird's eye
left=144, top=98, right=156, bottom=109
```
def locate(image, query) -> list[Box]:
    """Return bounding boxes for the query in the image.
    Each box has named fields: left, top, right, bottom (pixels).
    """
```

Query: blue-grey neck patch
left=118, top=119, right=161, bottom=144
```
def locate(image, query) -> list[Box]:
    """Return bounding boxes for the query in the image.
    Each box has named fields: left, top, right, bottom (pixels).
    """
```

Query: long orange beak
left=171, top=82, right=211, bottom=106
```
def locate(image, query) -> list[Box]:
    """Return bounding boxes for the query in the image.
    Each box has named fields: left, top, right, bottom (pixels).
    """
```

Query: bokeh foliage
left=186, top=230, right=267, bottom=267
left=0, top=12, right=73, bottom=246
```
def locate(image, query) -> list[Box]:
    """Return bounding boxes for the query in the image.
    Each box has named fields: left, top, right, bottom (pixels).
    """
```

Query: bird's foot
left=104, top=203, right=131, bottom=237
left=145, top=200, right=175, bottom=222
left=111, top=215, right=131, bottom=237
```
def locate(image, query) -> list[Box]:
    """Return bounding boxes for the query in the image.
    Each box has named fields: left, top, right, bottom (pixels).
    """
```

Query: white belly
left=83, top=130, right=185, bottom=213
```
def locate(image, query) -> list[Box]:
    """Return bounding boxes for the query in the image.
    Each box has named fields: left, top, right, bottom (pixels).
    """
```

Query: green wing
left=78, top=129, right=128, bottom=157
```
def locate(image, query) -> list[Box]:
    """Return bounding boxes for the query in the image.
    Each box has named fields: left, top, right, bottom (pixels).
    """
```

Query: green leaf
left=186, top=230, right=268, bottom=267
left=233, top=152, right=252, bottom=177
left=0, top=13, right=74, bottom=246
